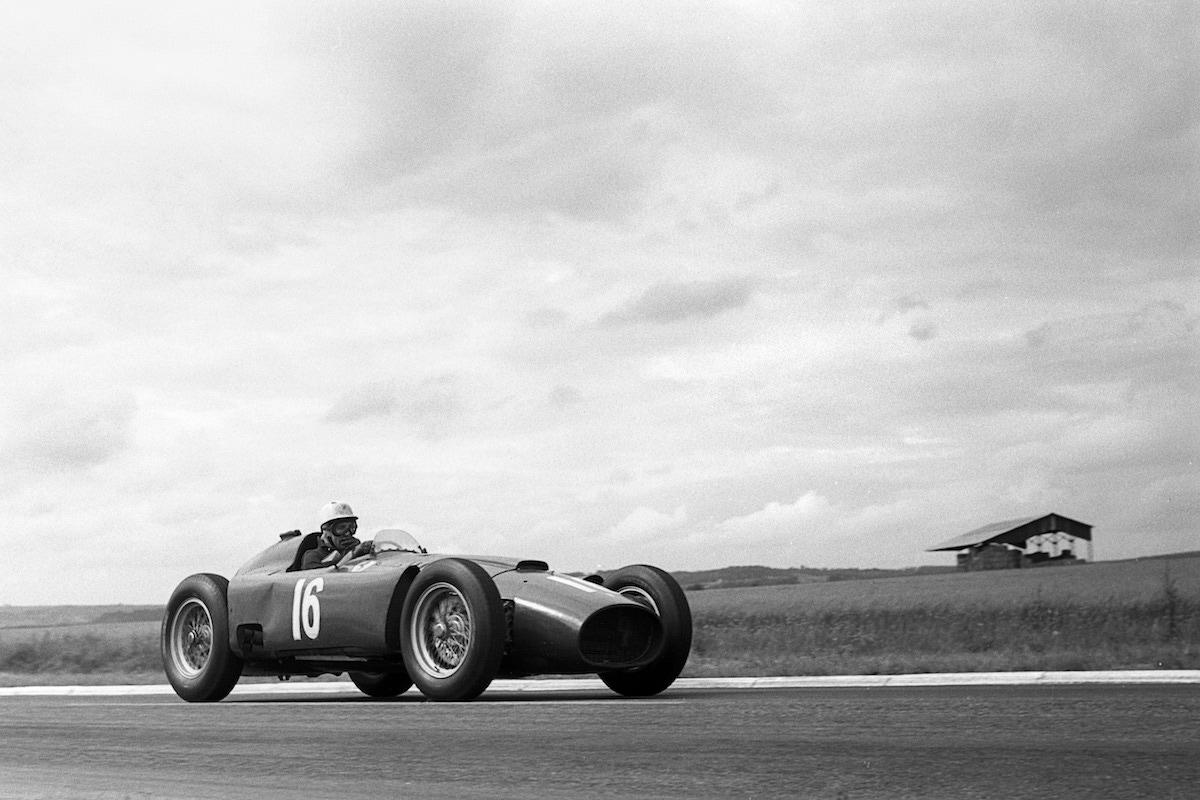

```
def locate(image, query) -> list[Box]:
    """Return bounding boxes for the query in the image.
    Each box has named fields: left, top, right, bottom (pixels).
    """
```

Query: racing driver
left=300, top=500, right=372, bottom=569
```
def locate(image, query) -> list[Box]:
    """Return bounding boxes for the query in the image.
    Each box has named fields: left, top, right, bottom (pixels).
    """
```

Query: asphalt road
left=0, top=684, right=1196, bottom=800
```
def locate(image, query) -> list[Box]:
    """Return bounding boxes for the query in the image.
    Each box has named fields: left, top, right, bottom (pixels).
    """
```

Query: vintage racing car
left=161, top=528, right=692, bottom=702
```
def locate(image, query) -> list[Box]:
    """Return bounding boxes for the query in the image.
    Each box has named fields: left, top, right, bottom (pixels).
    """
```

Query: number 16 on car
left=292, top=577, right=323, bottom=640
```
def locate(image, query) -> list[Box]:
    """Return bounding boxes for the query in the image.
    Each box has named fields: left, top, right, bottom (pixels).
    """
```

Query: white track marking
left=58, top=699, right=688, bottom=708
left=2, top=671, right=1199, bottom=698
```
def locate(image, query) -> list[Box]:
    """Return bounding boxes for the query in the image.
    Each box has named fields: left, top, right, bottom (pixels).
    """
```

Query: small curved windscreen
left=373, top=528, right=426, bottom=554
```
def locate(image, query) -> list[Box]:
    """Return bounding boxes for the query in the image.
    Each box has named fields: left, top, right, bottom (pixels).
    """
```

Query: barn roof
left=926, top=513, right=1092, bottom=552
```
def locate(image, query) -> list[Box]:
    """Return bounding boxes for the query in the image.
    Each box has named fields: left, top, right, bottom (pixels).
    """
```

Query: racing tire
left=599, top=565, right=692, bottom=697
left=349, top=670, right=414, bottom=698
left=400, top=559, right=505, bottom=701
left=161, top=573, right=244, bottom=703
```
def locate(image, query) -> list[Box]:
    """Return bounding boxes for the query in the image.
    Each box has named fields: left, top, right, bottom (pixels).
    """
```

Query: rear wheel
left=349, top=670, right=413, bottom=698
left=161, top=574, right=243, bottom=702
left=599, top=565, right=692, bottom=697
left=401, top=559, right=504, bottom=701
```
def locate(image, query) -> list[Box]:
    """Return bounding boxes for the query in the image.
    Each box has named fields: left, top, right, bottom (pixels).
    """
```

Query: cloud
left=401, top=114, right=673, bottom=221
left=878, top=296, right=930, bottom=324
left=608, top=505, right=688, bottom=543
left=400, top=376, right=463, bottom=438
left=908, top=322, right=938, bottom=341
left=307, top=2, right=801, bottom=221
left=717, top=492, right=834, bottom=540
left=323, top=382, right=398, bottom=423
left=895, top=296, right=930, bottom=314
left=2, top=390, right=137, bottom=474
left=1018, top=301, right=1197, bottom=390
left=323, top=376, right=463, bottom=439
left=548, top=385, right=583, bottom=409
left=600, top=277, right=759, bottom=326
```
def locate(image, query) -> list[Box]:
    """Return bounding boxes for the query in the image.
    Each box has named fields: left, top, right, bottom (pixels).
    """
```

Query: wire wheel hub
left=171, top=598, right=214, bottom=678
left=411, top=582, right=472, bottom=677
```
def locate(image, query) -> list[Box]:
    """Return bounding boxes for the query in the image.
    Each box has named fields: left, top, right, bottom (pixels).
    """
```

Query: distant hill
left=0, top=604, right=163, bottom=630
left=667, top=564, right=958, bottom=591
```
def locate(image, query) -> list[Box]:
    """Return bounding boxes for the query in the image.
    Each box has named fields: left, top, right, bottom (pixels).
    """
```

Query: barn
left=927, top=513, right=1093, bottom=571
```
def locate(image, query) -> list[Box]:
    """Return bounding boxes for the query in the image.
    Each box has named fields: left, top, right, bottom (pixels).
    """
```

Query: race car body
left=162, top=529, right=692, bottom=703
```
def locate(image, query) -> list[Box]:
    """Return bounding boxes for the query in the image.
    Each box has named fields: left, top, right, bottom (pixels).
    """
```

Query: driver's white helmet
left=319, top=500, right=357, bottom=528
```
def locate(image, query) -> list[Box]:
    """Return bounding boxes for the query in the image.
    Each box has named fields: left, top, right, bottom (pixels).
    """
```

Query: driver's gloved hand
left=351, top=541, right=374, bottom=559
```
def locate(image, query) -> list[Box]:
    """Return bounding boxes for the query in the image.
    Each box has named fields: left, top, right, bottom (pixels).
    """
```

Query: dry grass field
left=1, top=553, right=1196, bottom=684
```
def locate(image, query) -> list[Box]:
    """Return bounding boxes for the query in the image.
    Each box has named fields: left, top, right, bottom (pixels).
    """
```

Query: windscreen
left=373, top=528, right=426, bottom=553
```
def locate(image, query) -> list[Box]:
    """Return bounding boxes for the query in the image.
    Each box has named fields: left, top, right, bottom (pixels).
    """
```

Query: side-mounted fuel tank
left=227, top=532, right=415, bottom=659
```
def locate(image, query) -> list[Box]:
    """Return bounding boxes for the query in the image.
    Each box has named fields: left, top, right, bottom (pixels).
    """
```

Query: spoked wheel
left=161, top=574, right=243, bottom=702
left=349, top=670, right=414, bottom=698
left=410, top=583, right=472, bottom=675
left=169, top=598, right=214, bottom=678
left=401, top=559, right=504, bottom=701
left=599, top=565, right=692, bottom=697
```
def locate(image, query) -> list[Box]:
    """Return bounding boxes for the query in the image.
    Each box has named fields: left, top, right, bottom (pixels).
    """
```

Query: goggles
left=330, top=520, right=358, bottom=536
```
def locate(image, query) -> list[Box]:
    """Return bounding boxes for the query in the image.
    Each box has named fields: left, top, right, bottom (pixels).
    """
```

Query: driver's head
left=319, top=500, right=359, bottom=551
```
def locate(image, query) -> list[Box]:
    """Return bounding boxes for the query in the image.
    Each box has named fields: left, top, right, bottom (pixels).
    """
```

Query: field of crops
left=690, top=553, right=1200, bottom=613
left=0, top=553, right=1196, bottom=684
left=686, top=553, right=1200, bottom=676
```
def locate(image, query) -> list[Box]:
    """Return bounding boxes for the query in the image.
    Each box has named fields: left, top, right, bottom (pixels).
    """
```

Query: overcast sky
left=2, top=1, right=1196, bottom=605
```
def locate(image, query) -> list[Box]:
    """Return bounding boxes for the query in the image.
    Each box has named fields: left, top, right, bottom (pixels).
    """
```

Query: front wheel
left=161, top=574, right=243, bottom=702
left=349, top=670, right=414, bottom=698
left=400, top=559, right=504, bottom=701
left=599, top=565, right=692, bottom=697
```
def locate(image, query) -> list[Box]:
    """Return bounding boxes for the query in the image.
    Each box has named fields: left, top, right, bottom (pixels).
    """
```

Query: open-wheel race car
left=161, top=529, right=692, bottom=702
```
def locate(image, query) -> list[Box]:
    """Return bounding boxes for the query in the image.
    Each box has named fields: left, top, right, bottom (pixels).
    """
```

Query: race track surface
left=1, top=680, right=1197, bottom=799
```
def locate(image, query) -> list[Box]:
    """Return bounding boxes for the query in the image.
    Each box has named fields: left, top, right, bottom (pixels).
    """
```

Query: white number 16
left=291, top=577, right=324, bottom=641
